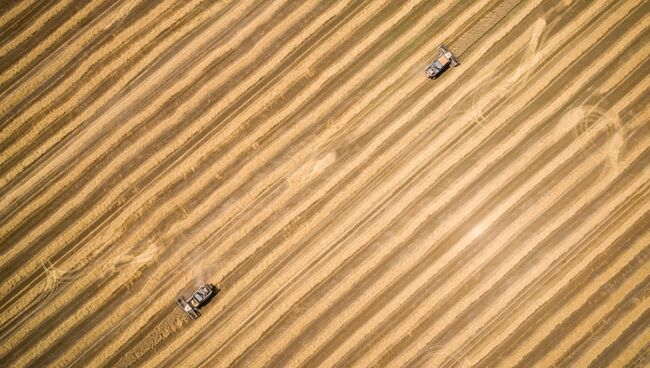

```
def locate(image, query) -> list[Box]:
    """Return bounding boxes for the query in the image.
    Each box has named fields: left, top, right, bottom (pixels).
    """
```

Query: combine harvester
left=176, top=284, right=219, bottom=320
left=425, top=44, right=460, bottom=79
left=425, top=0, right=522, bottom=79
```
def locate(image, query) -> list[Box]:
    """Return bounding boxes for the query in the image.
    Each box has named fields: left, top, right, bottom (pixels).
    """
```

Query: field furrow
left=1, top=0, right=647, bottom=367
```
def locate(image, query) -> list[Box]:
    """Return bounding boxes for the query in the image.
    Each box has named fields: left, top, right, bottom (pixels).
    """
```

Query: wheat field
left=0, top=0, right=648, bottom=367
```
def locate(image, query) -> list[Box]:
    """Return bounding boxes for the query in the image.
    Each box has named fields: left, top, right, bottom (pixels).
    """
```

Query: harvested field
left=1, top=0, right=649, bottom=366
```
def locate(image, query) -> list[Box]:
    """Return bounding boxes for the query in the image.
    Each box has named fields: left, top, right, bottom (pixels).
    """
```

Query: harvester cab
left=425, top=44, right=460, bottom=79
left=177, top=284, right=219, bottom=320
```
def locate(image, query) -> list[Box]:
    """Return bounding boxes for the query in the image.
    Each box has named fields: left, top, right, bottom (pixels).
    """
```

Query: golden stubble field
left=0, top=0, right=648, bottom=367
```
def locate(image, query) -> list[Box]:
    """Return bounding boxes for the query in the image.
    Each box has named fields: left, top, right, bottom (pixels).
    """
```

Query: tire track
left=0, top=0, right=261, bottom=241
left=0, top=0, right=306, bottom=324
left=48, top=0, right=468, bottom=364
left=517, top=254, right=649, bottom=367
left=0, top=0, right=187, bottom=166
left=316, top=5, right=644, bottom=366
left=98, top=0, right=508, bottom=362
left=154, top=0, right=624, bottom=364
left=557, top=281, right=649, bottom=367
left=0, top=0, right=71, bottom=60
left=0, top=0, right=125, bottom=101
left=2, top=0, right=648, bottom=366
left=0, top=0, right=374, bottom=330
left=166, top=2, right=644, bottom=366
left=0, top=0, right=237, bottom=186
left=379, top=143, right=649, bottom=368
left=0, top=0, right=55, bottom=47
left=473, top=211, right=650, bottom=367
left=220, top=3, right=556, bottom=366
left=433, top=44, right=650, bottom=368
left=0, top=0, right=288, bottom=290
left=2, top=0, right=374, bottom=340
left=268, top=1, right=616, bottom=366
left=5, top=0, right=422, bottom=362
left=140, top=0, right=536, bottom=366
left=447, top=182, right=650, bottom=368
left=0, top=0, right=256, bottom=330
